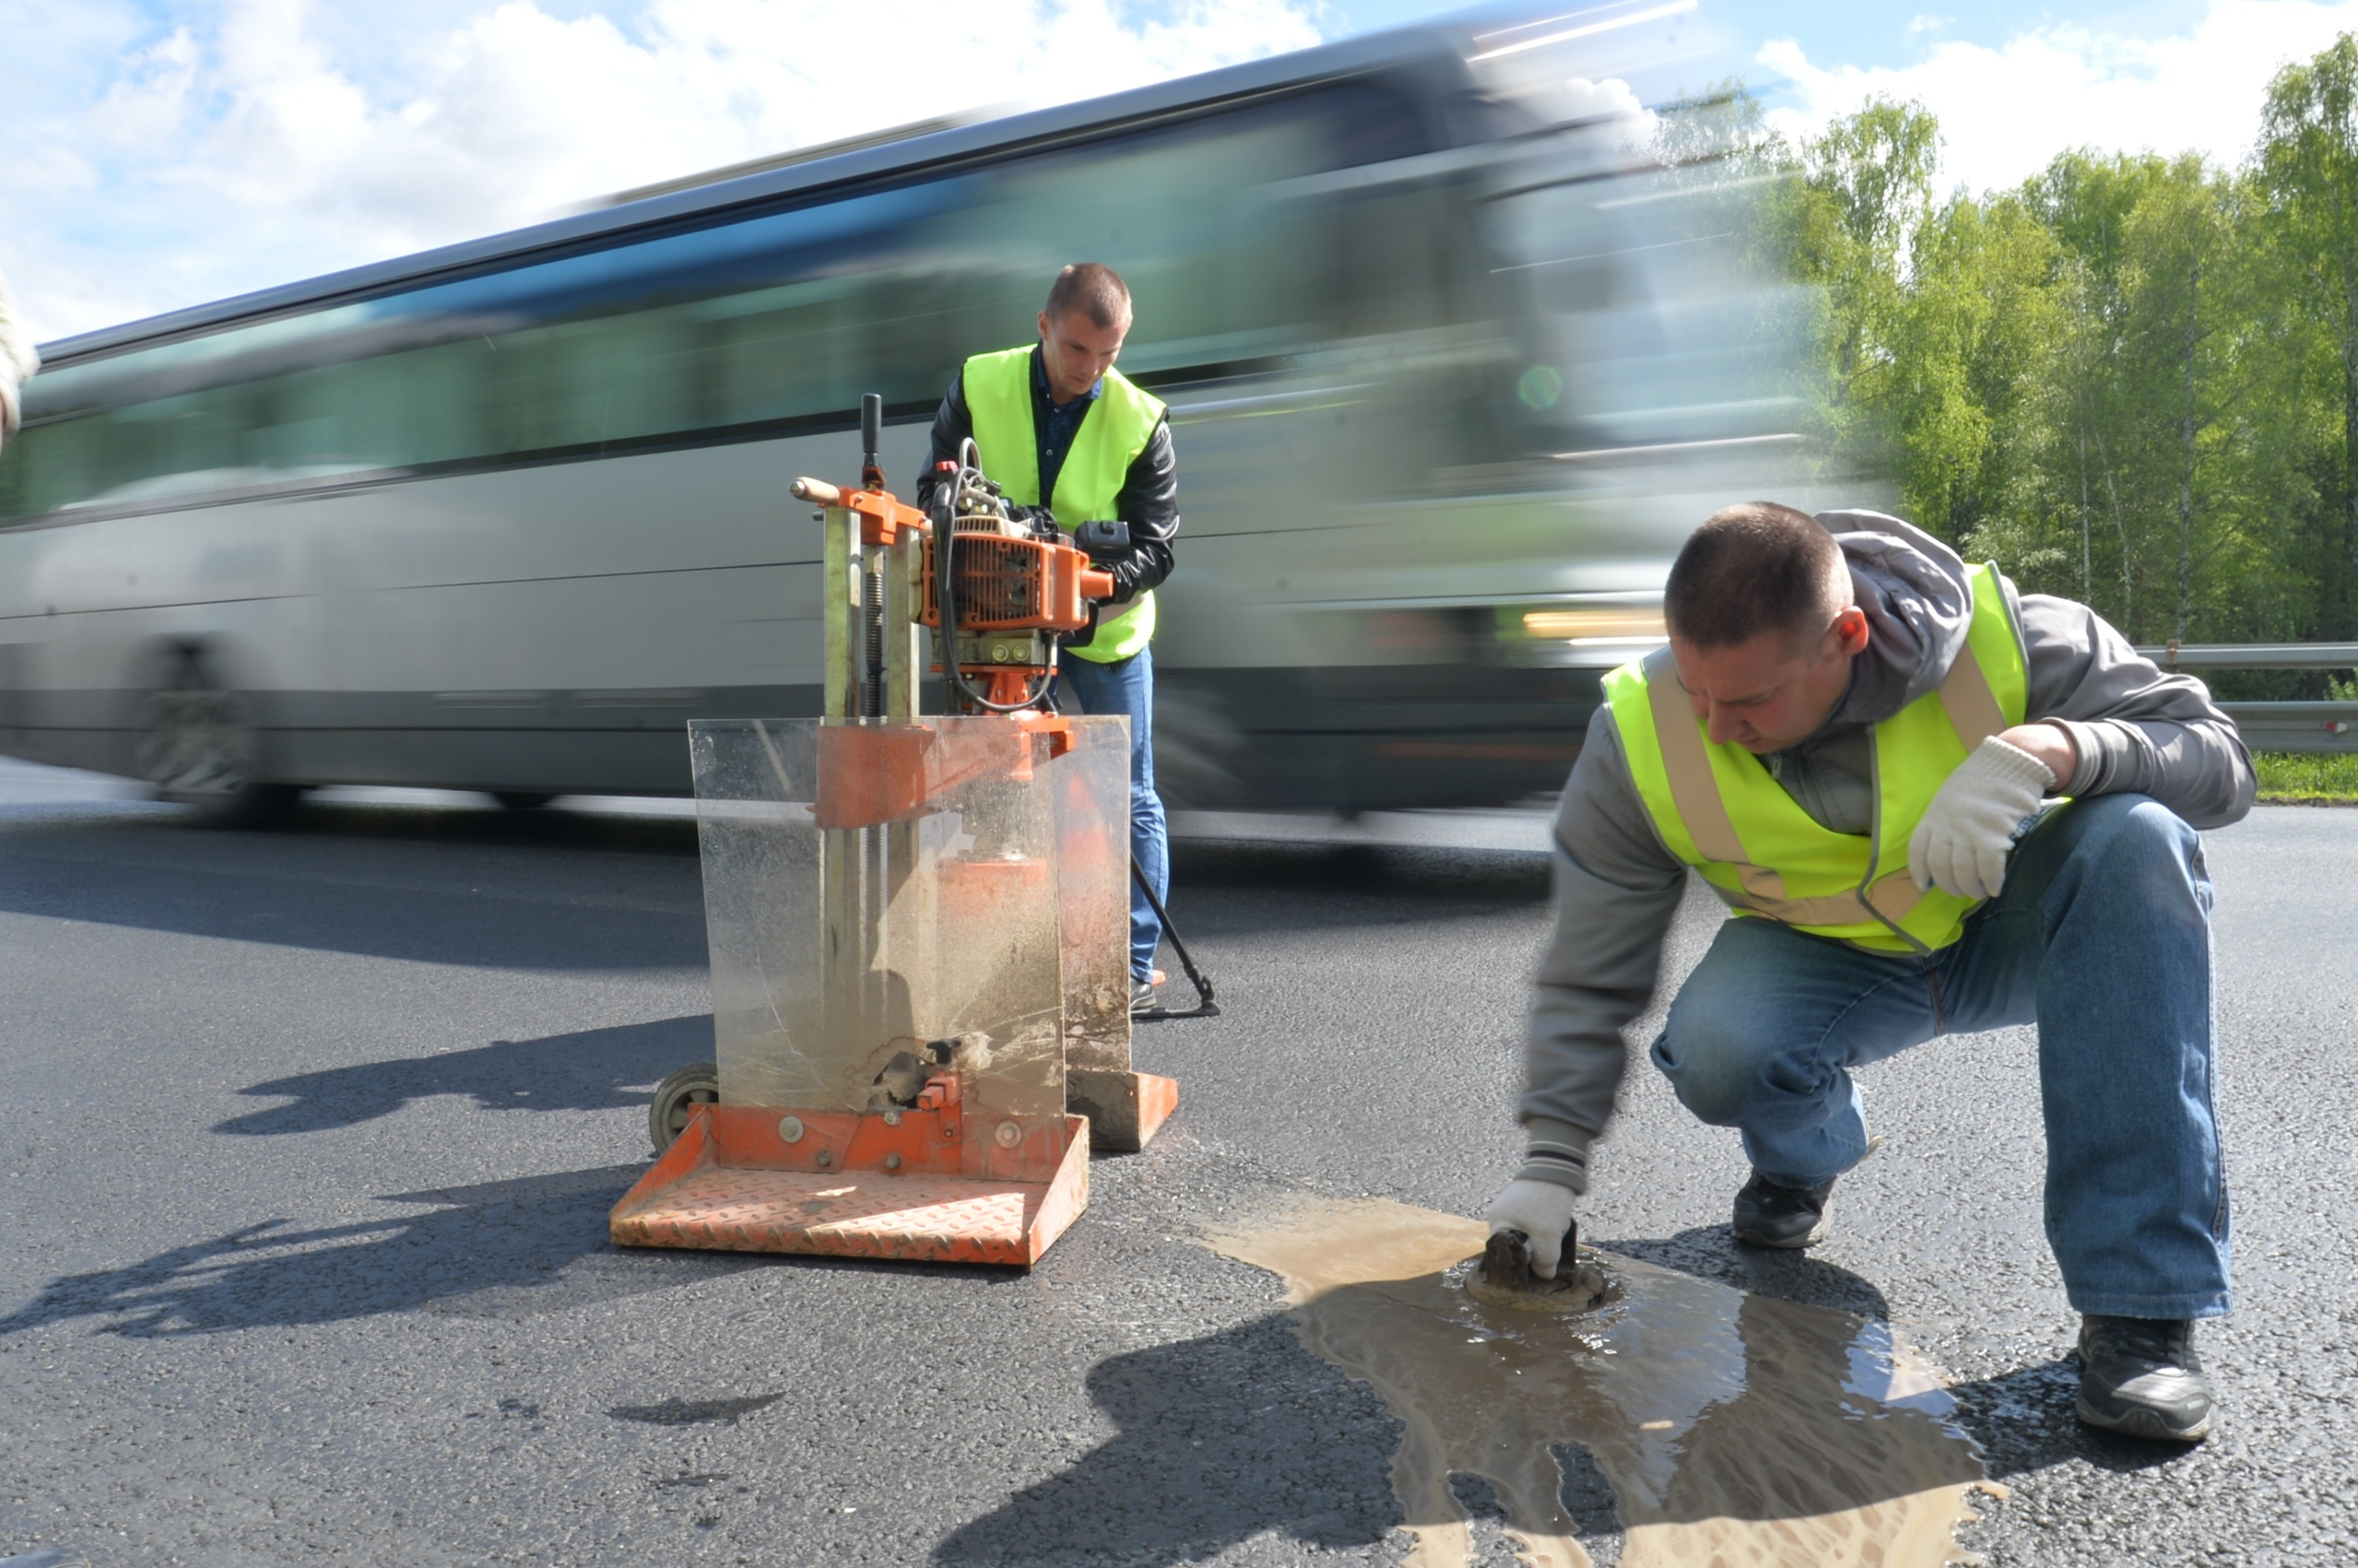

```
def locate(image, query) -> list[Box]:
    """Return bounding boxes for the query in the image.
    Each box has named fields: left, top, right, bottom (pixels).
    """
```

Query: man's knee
left=2041, top=794, right=2206, bottom=915
left=2071, top=792, right=2194, bottom=853
left=1653, top=1001, right=1798, bottom=1127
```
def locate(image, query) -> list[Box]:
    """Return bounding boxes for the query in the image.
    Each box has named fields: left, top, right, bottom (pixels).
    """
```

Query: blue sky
left=4, top=0, right=2354, bottom=341
left=1341, top=0, right=2214, bottom=74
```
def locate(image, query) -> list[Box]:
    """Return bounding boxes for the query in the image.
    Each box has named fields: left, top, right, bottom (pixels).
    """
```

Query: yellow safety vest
left=963, top=345, right=1166, bottom=663
left=1603, top=563, right=2031, bottom=954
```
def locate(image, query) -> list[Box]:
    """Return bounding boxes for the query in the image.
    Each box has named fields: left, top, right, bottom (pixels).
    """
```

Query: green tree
left=1883, top=189, right=2069, bottom=555
left=2028, top=151, right=2178, bottom=625
left=2127, top=164, right=2256, bottom=641
left=2259, top=34, right=2358, bottom=637
left=1776, top=98, right=1941, bottom=468
left=1763, top=59, right=2358, bottom=653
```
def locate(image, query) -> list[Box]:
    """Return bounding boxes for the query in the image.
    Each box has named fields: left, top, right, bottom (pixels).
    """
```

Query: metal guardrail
left=2136, top=641, right=2358, bottom=670
left=2132, top=642, right=2358, bottom=753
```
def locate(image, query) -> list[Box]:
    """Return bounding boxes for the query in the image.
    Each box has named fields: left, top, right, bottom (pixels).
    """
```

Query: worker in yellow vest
left=919, top=263, right=1179, bottom=1012
left=1486, top=502, right=2253, bottom=1444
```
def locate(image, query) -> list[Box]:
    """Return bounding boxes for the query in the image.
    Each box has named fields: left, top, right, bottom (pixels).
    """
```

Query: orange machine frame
left=609, top=467, right=1173, bottom=1270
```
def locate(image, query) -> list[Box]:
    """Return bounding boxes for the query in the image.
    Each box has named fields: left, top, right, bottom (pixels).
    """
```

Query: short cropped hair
left=1045, top=263, right=1132, bottom=330
left=1663, top=501, right=1847, bottom=651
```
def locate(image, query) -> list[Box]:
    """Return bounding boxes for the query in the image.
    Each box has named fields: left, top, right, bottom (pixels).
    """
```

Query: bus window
left=0, top=79, right=1447, bottom=524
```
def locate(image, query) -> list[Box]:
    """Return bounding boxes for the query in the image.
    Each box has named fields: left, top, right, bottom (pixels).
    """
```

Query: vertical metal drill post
left=822, top=505, right=860, bottom=722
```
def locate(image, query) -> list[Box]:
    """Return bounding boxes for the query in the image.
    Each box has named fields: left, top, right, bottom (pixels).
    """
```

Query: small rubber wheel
left=648, top=1062, right=719, bottom=1155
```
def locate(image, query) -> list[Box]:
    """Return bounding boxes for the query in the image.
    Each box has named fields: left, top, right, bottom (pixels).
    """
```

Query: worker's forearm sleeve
left=1109, top=542, right=1175, bottom=602
left=1107, top=420, right=1180, bottom=596
left=2016, top=593, right=2255, bottom=829
left=1518, top=714, right=1687, bottom=1190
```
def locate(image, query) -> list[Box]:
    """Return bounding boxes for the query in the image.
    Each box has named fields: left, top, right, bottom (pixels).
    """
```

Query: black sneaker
left=2077, top=1316, right=2213, bottom=1442
left=1129, top=979, right=1158, bottom=1016
left=1732, top=1170, right=1835, bottom=1249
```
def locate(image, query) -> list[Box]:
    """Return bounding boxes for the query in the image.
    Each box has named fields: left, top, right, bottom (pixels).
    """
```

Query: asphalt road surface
left=2, top=759, right=2352, bottom=1566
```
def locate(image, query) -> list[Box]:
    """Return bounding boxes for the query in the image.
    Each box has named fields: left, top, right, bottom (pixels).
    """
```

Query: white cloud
left=1760, top=0, right=2358, bottom=197
left=0, top=0, right=1326, bottom=341
left=1557, top=74, right=1651, bottom=122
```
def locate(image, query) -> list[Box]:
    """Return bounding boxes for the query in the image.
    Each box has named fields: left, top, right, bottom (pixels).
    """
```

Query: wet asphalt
left=0, top=758, right=2352, bottom=1566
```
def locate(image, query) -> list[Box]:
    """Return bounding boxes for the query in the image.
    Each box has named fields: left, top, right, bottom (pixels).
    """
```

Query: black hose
left=1130, top=860, right=1219, bottom=1019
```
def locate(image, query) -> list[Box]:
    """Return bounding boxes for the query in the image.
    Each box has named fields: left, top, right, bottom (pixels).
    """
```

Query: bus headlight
left=1519, top=607, right=1664, bottom=645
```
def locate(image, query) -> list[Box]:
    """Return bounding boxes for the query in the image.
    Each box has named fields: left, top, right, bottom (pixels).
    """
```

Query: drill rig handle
left=791, top=477, right=843, bottom=505
left=859, top=393, right=885, bottom=492
left=1072, top=519, right=1130, bottom=560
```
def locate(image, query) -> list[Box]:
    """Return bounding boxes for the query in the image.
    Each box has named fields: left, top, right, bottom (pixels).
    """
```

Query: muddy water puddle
left=1206, top=1197, right=1995, bottom=1568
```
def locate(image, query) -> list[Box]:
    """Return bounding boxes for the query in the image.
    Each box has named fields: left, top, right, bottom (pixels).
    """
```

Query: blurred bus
left=0, top=13, right=1808, bottom=821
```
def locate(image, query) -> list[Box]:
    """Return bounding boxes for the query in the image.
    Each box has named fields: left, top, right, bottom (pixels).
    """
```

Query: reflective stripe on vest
left=962, top=345, right=1168, bottom=663
left=1604, top=562, right=2030, bottom=954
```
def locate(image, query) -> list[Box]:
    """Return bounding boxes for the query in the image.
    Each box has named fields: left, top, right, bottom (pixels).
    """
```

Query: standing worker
left=920, top=263, right=1180, bottom=1013
left=1486, top=502, right=2251, bottom=1443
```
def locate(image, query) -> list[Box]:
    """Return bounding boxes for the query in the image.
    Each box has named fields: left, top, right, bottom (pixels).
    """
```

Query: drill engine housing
left=921, top=459, right=1112, bottom=714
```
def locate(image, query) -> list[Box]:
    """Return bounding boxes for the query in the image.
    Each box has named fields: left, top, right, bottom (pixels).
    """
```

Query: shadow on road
left=1947, top=1357, right=2206, bottom=1480
left=937, top=1237, right=2192, bottom=1566
left=0, top=1166, right=758, bottom=1336
left=0, top=1159, right=1045, bottom=1339
left=935, top=1312, right=1403, bottom=1566
left=0, top=806, right=1544, bottom=966
left=215, top=1015, right=713, bottom=1135
left=1603, top=1225, right=1895, bottom=1321
left=0, top=816, right=710, bottom=971
left=1606, top=1229, right=2200, bottom=1481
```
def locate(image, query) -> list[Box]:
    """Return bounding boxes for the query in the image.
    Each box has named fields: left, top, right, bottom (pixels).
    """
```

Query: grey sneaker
left=1732, top=1170, right=1836, bottom=1249
left=2077, top=1316, right=2213, bottom=1442
left=1129, top=979, right=1158, bottom=1015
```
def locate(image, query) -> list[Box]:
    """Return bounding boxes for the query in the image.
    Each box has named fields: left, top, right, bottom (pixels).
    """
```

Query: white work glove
left=1483, top=1177, right=1579, bottom=1280
left=1908, top=734, right=2058, bottom=901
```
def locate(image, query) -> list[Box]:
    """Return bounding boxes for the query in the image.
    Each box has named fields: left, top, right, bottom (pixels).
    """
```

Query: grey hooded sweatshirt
left=1516, top=511, right=2256, bottom=1194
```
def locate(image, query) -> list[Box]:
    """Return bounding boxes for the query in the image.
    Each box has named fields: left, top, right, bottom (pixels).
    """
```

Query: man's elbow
left=2180, top=727, right=2257, bottom=830
left=2195, top=753, right=2258, bottom=831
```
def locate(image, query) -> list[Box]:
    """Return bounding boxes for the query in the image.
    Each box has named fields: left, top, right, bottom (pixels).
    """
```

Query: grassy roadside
left=2253, top=751, right=2358, bottom=804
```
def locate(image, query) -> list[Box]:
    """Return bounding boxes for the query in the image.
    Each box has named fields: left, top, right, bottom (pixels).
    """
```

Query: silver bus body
left=0, top=20, right=1812, bottom=813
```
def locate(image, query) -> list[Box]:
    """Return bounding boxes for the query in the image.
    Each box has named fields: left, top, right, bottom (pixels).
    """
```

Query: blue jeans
left=1056, top=645, right=1168, bottom=983
left=1649, top=794, right=2230, bottom=1320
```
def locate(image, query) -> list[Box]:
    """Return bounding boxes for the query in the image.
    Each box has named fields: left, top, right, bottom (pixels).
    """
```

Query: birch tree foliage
left=1753, top=32, right=2358, bottom=663
left=2259, top=35, right=2358, bottom=640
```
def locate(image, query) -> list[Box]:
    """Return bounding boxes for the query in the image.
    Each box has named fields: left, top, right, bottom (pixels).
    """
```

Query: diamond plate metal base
left=610, top=1104, right=1091, bottom=1267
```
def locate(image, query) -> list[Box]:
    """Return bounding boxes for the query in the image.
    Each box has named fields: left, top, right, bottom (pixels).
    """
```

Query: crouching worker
left=1486, top=501, right=2251, bottom=1443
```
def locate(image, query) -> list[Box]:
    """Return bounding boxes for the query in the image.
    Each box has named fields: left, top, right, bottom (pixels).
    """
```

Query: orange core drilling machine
left=610, top=395, right=1177, bottom=1267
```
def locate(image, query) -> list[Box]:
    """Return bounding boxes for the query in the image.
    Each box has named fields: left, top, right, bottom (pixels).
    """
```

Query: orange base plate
left=1067, top=1070, right=1180, bottom=1152
left=609, top=1105, right=1091, bottom=1266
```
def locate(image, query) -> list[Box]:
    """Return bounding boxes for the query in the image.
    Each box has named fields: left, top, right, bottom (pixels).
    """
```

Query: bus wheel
left=648, top=1062, right=720, bottom=1155
left=133, top=669, right=299, bottom=827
